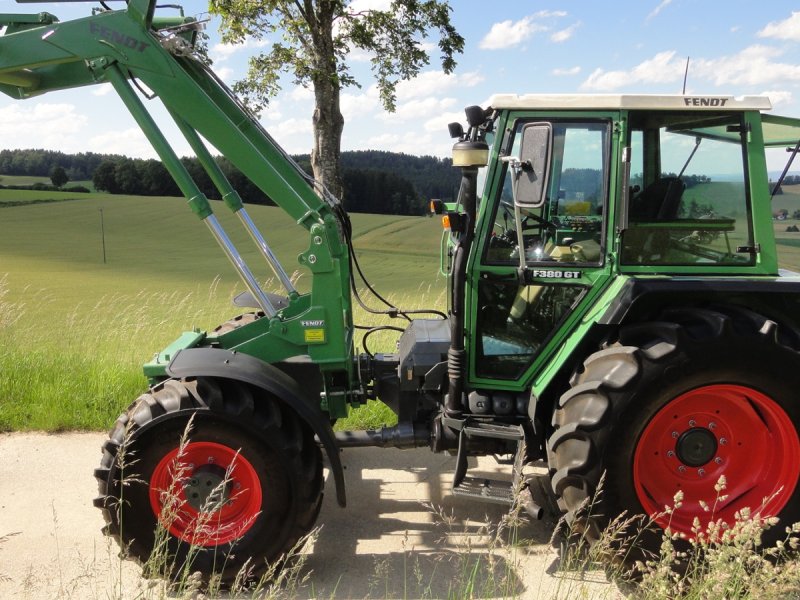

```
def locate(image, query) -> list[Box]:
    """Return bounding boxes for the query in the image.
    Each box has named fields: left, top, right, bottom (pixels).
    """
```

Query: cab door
left=467, top=113, right=619, bottom=389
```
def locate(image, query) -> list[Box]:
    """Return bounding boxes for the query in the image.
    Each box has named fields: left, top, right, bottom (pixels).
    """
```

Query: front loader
left=4, top=0, right=800, bottom=584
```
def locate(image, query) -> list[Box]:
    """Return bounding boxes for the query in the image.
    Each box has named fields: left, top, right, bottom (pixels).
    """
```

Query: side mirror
left=513, top=122, right=552, bottom=209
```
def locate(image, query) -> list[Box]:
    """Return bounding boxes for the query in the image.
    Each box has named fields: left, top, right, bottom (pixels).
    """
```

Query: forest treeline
left=0, top=148, right=461, bottom=215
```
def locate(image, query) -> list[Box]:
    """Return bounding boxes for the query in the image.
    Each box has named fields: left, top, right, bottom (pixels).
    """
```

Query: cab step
left=450, top=419, right=543, bottom=519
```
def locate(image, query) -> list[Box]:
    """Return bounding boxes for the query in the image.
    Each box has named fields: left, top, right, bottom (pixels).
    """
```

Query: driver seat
left=630, top=176, right=685, bottom=221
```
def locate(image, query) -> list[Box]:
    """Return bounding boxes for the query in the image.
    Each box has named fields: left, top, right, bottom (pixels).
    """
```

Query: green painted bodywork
left=0, top=1, right=355, bottom=410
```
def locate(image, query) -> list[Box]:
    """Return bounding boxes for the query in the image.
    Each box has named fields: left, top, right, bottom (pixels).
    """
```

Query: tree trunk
left=309, top=3, right=344, bottom=201
left=310, top=75, right=344, bottom=201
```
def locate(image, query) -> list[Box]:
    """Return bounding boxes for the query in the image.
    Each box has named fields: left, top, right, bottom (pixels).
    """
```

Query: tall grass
left=0, top=274, right=443, bottom=431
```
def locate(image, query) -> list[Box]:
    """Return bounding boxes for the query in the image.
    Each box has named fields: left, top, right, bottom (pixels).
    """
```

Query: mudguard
left=166, top=347, right=346, bottom=507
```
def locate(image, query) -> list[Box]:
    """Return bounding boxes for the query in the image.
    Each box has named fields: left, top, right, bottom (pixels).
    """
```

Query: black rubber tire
left=547, top=306, right=800, bottom=561
left=94, top=376, right=323, bottom=585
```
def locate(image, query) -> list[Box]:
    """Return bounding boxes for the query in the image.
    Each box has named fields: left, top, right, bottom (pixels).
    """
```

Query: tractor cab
left=463, top=95, right=790, bottom=394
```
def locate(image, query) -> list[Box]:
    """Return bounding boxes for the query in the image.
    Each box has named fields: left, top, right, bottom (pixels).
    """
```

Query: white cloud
left=581, top=50, right=685, bottom=90
left=693, top=45, right=800, bottom=86
left=760, top=90, right=793, bottom=106
left=646, top=0, right=673, bottom=22
left=340, top=88, right=380, bottom=120
left=758, top=12, right=800, bottom=41
left=87, top=127, right=157, bottom=158
left=395, top=70, right=484, bottom=101
left=551, top=22, right=581, bottom=43
left=265, top=118, right=313, bottom=154
left=215, top=67, right=235, bottom=84
left=0, top=103, right=88, bottom=149
left=92, top=84, right=113, bottom=97
left=290, top=85, right=314, bottom=101
left=347, top=0, right=392, bottom=12
left=210, top=38, right=269, bottom=63
left=581, top=45, right=800, bottom=92
left=479, top=11, right=567, bottom=50
left=553, top=66, right=582, bottom=76
left=378, top=97, right=457, bottom=123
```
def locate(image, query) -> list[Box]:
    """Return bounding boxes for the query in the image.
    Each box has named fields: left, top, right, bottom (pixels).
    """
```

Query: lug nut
left=689, top=420, right=696, bottom=427
left=715, top=457, right=723, bottom=465
left=672, top=431, right=679, bottom=438
left=720, top=438, right=728, bottom=445
left=698, top=468, right=706, bottom=476
left=667, top=450, right=675, bottom=458
left=678, top=466, right=686, bottom=473
left=709, top=422, right=717, bottom=430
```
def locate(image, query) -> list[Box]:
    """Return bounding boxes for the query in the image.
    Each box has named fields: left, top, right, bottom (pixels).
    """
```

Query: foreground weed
left=553, top=474, right=800, bottom=600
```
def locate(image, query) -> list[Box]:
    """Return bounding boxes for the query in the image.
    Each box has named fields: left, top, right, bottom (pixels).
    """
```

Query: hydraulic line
left=104, top=64, right=277, bottom=317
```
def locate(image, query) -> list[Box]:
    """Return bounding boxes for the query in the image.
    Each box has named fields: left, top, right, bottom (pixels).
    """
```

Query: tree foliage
left=209, top=0, right=463, bottom=200
left=1, top=148, right=460, bottom=215
left=49, top=165, right=69, bottom=188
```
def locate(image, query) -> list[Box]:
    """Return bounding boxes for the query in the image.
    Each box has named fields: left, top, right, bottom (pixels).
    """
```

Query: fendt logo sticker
left=301, top=320, right=325, bottom=327
left=89, top=23, right=148, bottom=53
left=684, top=97, right=728, bottom=107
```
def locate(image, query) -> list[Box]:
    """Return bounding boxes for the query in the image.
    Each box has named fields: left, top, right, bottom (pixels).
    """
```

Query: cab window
left=621, top=111, right=754, bottom=266
left=484, top=120, right=609, bottom=266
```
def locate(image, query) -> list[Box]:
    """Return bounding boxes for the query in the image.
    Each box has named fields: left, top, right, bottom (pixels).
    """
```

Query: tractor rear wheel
left=547, top=306, right=800, bottom=562
left=94, top=376, right=323, bottom=585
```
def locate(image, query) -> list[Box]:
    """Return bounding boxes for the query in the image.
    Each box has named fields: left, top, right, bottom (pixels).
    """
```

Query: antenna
left=682, top=56, right=690, bottom=94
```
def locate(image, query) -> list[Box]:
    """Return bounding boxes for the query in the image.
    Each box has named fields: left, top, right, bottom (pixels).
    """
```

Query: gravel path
left=0, top=432, right=622, bottom=599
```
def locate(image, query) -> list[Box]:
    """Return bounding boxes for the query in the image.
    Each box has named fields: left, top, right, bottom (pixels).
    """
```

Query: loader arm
left=0, top=0, right=356, bottom=407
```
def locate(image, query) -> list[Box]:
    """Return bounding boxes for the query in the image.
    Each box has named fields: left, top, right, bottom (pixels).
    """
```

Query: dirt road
left=0, top=432, right=621, bottom=599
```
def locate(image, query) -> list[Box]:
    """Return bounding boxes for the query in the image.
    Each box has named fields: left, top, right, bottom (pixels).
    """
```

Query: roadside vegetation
left=5, top=187, right=800, bottom=598
left=0, top=189, right=442, bottom=430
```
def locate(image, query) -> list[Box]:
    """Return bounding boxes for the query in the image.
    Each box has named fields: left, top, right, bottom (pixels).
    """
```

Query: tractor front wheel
left=547, top=306, right=800, bottom=560
left=94, top=377, right=323, bottom=585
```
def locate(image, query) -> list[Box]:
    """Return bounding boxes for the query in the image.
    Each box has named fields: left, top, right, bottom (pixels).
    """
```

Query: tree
left=209, top=0, right=463, bottom=201
left=49, top=165, right=69, bottom=189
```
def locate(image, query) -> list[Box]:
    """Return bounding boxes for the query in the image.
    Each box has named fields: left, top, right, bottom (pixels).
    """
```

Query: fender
left=165, top=347, right=346, bottom=507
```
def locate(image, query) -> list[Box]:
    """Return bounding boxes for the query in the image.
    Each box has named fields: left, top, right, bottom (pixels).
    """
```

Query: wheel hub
left=183, top=464, right=230, bottom=511
left=675, top=427, right=717, bottom=467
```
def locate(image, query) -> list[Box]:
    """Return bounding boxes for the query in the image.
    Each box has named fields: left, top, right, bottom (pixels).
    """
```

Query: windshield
left=484, top=119, right=609, bottom=266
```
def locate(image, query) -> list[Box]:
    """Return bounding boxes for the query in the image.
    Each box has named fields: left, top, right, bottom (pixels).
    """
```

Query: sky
left=2, top=0, right=800, bottom=172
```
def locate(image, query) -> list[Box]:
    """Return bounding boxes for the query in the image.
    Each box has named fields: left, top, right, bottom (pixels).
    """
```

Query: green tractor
left=4, top=0, right=800, bottom=583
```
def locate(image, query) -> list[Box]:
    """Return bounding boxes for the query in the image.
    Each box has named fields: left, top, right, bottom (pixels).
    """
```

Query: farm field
left=4, top=183, right=800, bottom=431
left=0, top=188, right=445, bottom=430
left=0, top=173, right=95, bottom=190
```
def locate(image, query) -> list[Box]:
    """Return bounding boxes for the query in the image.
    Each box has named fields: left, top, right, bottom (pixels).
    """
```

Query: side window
left=622, top=113, right=754, bottom=266
left=485, top=121, right=608, bottom=266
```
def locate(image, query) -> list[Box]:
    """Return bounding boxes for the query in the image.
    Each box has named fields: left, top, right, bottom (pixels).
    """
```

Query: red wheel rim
left=149, top=441, right=262, bottom=546
left=633, top=384, right=800, bottom=537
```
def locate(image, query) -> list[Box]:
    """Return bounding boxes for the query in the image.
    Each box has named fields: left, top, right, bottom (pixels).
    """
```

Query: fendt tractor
left=4, top=0, right=800, bottom=583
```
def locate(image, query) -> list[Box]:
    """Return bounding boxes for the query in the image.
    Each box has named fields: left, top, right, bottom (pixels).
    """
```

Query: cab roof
left=488, top=94, right=772, bottom=111
left=488, top=94, right=800, bottom=147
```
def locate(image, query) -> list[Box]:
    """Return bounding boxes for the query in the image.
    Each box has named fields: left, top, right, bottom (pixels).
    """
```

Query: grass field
left=0, top=173, right=95, bottom=190
left=4, top=182, right=800, bottom=432
left=0, top=188, right=445, bottom=430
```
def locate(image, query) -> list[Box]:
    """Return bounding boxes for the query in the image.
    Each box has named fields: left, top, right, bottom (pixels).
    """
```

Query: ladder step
left=463, top=422, right=524, bottom=441
left=452, top=476, right=515, bottom=505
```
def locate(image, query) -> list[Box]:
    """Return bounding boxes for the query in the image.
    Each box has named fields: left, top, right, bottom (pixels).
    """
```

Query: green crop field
left=4, top=183, right=800, bottom=432
left=0, top=188, right=445, bottom=431
left=0, top=174, right=95, bottom=189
